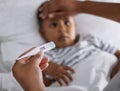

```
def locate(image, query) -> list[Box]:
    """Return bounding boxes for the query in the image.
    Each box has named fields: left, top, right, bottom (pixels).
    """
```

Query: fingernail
left=39, top=14, right=46, bottom=19
left=49, top=14, right=54, bottom=18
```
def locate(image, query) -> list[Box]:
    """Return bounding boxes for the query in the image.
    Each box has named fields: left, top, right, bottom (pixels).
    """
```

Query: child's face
left=41, top=16, right=76, bottom=48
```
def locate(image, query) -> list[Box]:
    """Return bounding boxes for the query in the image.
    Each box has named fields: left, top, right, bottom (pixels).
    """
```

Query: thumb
left=29, top=51, right=44, bottom=66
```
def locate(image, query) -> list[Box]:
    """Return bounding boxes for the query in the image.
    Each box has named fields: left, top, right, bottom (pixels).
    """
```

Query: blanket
left=46, top=51, right=117, bottom=91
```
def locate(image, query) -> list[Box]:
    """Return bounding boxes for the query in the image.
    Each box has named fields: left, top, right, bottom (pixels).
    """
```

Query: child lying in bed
left=37, top=0, right=120, bottom=86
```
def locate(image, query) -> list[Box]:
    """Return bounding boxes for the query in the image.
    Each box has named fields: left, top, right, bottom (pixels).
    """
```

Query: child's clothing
left=45, top=34, right=117, bottom=67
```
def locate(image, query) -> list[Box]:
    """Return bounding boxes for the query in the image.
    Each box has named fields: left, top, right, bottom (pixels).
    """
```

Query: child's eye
left=64, top=20, right=70, bottom=26
left=50, top=22, right=58, bottom=28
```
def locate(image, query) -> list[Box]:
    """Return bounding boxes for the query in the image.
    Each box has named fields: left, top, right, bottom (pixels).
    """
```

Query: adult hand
left=12, top=48, right=49, bottom=91
left=111, top=50, right=120, bottom=78
left=39, top=0, right=82, bottom=19
left=43, top=61, right=75, bottom=86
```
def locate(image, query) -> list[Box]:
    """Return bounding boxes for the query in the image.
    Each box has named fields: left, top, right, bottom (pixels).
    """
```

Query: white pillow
left=0, top=0, right=44, bottom=40
left=74, top=14, right=120, bottom=49
left=0, top=0, right=45, bottom=62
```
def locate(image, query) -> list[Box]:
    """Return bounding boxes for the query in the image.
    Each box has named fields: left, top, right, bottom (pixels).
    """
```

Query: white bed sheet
left=46, top=52, right=117, bottom=91
left=0, top=0, right=120, bottom=91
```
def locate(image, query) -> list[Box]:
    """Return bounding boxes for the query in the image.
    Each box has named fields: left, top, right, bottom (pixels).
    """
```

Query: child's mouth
left=58, top=35, right=69, bottom=42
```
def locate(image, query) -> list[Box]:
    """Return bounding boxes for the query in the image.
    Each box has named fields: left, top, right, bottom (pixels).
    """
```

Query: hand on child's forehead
left=39, top=1, right=71, bottom=20
left=46, top=15, right=71, bottom=21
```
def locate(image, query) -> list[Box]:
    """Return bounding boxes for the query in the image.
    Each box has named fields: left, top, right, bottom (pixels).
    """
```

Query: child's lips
left=58, top=35, right=69, bottom=41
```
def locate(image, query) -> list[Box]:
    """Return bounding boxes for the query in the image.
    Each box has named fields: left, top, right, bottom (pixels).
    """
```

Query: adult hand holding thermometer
left=13, top=42, right=55, bottom=91
left=17, top=41, right=56, bottom=60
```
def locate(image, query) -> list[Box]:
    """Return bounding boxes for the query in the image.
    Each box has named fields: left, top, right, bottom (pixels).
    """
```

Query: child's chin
left=57, top=42, right=73, bottom=48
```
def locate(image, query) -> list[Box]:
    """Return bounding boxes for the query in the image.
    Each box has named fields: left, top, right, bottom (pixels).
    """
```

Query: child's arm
left=43, top=61, right=75, bottom=86
left=115, top=50, right=120, bottom=59
left=111, top=59, right=120, bottom=79
left=39, top=0, right=120, bottom=22
left=42, top=73, right=53, bottom=86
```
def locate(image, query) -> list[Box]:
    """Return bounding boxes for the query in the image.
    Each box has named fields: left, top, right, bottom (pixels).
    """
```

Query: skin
left=41, top=16, right=76, bottom=48
left=12, top=49, right=49, bottom=91
left=39, top=0, right=120, bottom=84
left=111, top=51, right=120, bottom=78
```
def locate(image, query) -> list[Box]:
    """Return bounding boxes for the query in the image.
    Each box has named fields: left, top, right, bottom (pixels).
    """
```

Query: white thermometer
left=17, top=41, right=56, bottom=60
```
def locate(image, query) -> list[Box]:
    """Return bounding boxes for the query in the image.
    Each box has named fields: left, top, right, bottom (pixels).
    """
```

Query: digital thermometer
left=17, top=41, right=56, bottom=60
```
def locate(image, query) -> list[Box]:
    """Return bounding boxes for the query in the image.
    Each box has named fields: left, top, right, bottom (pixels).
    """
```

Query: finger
left=40, top=63, right=49, bottom=71
left=39, top=13, right=47, bottom=19
left=39, top=2, right=50, bottom=19
left=39, top=2, right=63, bottom=19
left=39, top=1, right=49, bottom=11
left=48, top=11, right=77, bottom=19
left=48, top=12, right=72, bottom=19
left=39, top=4, right=45, bottom=12
left=60, top=75, right=69, bottom=86
left=40, top=57, right=49, bottom=70
left=40, top=12, right=63, bottom=20
left=56, top=78, right=63, bottom=86
left=62, top=71, right=73, bottom=81
left=17, top=56, right=30, bottom=64
left=29, top=51, right=44, bottom=66
left=63, top=66, right=75, bottom=73
left=48, top=12, right=65, bottom=19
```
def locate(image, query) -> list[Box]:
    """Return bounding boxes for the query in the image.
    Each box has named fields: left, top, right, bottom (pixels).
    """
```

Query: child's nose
left=59, top=29, right=66, bottom=33
left=59, top=24, right=66, bottom=33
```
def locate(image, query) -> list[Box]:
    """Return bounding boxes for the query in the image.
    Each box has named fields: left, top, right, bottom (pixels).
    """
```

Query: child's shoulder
left=80, top=33, right=95, bottom=40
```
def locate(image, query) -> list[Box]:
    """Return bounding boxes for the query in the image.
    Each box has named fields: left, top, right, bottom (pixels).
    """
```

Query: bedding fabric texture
left=0, top=0, right=120, bottom=91
left=46, top=52, right=117, bottom=91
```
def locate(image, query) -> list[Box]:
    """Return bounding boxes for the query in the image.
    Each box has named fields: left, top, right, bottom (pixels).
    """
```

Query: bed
left=0, top=0, right=120, bottom=91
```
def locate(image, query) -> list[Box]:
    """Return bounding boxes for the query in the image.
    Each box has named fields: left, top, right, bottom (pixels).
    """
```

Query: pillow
left=0, top=0, right=45, bottom=41
left=74, top=14, right=120, bottom=49
left=0, top=0, right=45, bottom=62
